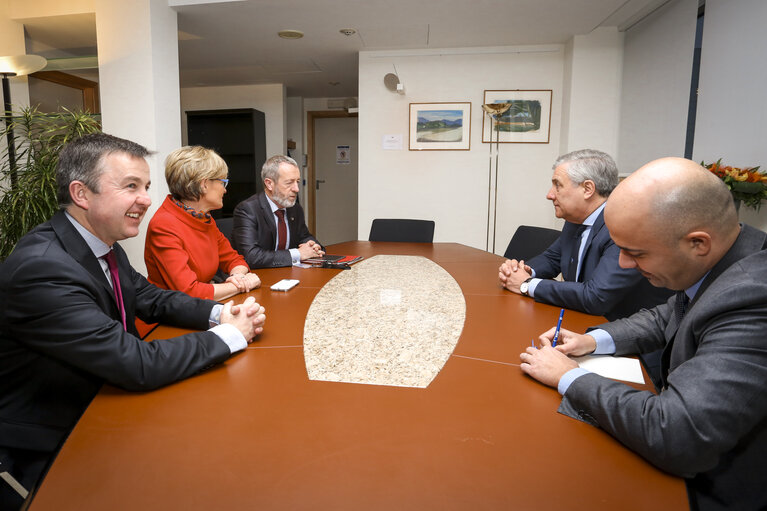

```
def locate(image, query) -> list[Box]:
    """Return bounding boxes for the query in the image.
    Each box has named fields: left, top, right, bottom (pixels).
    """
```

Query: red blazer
left=145, top=196, right=248, bottom=299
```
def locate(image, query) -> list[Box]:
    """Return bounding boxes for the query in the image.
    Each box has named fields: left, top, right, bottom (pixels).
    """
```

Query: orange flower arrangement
left=702, top=159, right=767, bottom=211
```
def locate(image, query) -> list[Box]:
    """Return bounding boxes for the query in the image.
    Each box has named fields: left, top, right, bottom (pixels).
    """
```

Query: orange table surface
left=29, top=242, right=686, bottom=510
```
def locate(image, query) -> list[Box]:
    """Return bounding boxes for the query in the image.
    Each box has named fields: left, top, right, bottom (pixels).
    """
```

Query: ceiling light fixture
left=339, top=28, right=356, bottom=36
left=278, top=29, right=304, bottom=40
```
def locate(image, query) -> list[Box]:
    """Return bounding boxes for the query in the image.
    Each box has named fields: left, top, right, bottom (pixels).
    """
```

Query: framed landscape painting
left=409, top=102, right=471, bottom=151
left=482, top=90, right=552, bottom=144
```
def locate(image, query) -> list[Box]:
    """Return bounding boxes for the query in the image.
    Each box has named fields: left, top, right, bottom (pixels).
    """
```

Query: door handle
left=316, top=179, right=326, bottom=190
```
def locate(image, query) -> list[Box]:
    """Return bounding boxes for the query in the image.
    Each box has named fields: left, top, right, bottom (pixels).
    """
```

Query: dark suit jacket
left=527, top=210, right=672, bottom=320
left=232, top=191, right=320, bottom=268
left=560, top=224, right=767, bottom=510
left=0, top=212, right=231, bottom=454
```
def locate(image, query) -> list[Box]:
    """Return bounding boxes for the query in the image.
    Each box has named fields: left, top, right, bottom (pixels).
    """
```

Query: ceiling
left=20, top=0, right=669, bottom=98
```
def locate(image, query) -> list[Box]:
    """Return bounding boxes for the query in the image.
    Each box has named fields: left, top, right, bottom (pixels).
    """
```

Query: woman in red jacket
left=145, top=146, right=260, bottom=300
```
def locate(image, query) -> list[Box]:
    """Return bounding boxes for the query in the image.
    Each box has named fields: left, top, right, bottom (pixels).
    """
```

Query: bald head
left=604, top=157, right=740, bottom=290
left=609, top=157, right=738, bottom=244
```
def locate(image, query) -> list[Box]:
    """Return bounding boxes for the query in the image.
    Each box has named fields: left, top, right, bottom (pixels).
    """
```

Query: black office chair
left=503, top=225, right=561, bottom=260
left=369, top=219, right=435, bottom=243
left=215, top=217, right=235, bottom=246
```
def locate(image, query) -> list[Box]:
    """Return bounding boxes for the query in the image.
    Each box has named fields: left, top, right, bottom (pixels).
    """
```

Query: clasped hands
left=499, top=259, right=532, bottom=294
left=519, top=327, right=597, bottom=388
left=298, top=240, right=325, bottom=260
left=221, top=296, right=266, bottom=342
left=226, top=268, right=261, bottom=293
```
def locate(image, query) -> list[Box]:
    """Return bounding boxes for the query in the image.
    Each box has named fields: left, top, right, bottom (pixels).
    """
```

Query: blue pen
left=552, top=308, right=564, bottom=347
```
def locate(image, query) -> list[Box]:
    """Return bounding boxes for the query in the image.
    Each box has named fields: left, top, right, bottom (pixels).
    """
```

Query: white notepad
left=572, top=354, right=645, bottom=384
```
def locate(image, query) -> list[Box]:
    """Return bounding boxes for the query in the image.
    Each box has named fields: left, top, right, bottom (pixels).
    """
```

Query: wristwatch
left=519, top=277, right=534, bottom=296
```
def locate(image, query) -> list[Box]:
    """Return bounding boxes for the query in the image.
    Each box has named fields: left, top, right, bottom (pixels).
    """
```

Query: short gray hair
left=261, top=154, right=299, bottom=183
left=553, top=149, right=618, bottom=197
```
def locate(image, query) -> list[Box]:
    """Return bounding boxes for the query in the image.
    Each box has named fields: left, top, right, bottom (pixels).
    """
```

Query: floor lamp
left=481, top=103, right=510, bottom=253
left=0, top=55, right=47, bottom=189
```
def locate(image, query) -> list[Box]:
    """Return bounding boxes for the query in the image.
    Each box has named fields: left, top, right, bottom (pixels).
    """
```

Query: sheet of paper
left=382, top=134, right=403, bottom=150
left=572, top=354, right=645, bottom=384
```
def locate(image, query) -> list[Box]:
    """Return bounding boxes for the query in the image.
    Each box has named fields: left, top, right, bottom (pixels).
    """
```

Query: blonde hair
left=165, top=146, right=228, bottom=201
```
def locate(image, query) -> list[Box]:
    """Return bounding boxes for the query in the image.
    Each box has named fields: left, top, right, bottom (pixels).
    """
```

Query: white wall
left=95, top=0, right=182, bottom=273
left=180, top=83, right=286, bottom=158
left=693, top=0, right=767, bottom=231
left=358, top=46, right=567, bottom=253
left=562, top=27, right=624, bottom=158
left=617, top=0, right=698, bottom=174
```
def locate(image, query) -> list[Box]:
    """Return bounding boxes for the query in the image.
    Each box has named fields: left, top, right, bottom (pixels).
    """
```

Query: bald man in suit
left=520, top=157, right=767, bottom=510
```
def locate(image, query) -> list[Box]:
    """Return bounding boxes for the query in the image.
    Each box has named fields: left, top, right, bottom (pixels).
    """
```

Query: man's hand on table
left=519, top=327, right=596, bottom=388
left=221, top=296, right=266, bottom=341
left=299, top=240, right=325, bottom=260
left=499, top=259, right=532, bottom=294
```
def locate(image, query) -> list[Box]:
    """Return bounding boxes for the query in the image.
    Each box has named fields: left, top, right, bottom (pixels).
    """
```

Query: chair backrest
left=503, top=225, right=561, bottom=260
left=369, top=219, right=435, bottom=243
left=216, top=217, right=235, bottom=246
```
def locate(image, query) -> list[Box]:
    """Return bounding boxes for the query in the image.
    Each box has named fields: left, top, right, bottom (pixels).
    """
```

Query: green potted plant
left=0, top=107, right=101, bottom=259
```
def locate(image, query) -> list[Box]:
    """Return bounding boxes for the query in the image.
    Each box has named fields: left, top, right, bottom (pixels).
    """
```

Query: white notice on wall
left=336, top=145, right=351, bottom=164
left=382, top=134, right=403, bottom=150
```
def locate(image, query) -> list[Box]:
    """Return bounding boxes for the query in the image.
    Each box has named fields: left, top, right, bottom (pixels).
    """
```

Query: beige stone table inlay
left=303, top=255, right=466, bottom=388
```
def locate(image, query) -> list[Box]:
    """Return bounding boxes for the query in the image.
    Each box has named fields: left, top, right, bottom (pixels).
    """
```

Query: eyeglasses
left=217, top=178, right=229, bottom=188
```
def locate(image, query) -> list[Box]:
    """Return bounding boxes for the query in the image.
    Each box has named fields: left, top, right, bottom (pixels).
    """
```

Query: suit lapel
left=560, top=222, right=580, bottom=281
left=50, top=212, right=130, bottom=330
left=257, top=192, right=278, bottom=247
left=285, top=205, right=299, bottom=247
left=574, top=210, right=604, bottom=279
left=50, top=212, right=112, bottom=293
left=581, top=211, right=605, bottom=259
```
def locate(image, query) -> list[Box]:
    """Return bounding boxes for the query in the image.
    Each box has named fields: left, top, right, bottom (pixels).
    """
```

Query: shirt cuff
left=589, top=329, right=617, bottom=354
left=289, top=248, right=300, bottom=264
left=209, top=323, right=247, bottom=354
left=208, top=304, right=223, bottom=327
left=558, top=367, right=590, bottom=395
left=527, top=278, right=542, bottom=297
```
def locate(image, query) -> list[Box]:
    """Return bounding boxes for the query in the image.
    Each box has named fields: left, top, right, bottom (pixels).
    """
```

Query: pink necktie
left=275, top=209, right=287, bottom=250
left=103, top=250, right=127, bottom=330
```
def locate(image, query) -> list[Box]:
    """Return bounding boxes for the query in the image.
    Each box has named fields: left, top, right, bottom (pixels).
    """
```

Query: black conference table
left=28, top=242, right=687, bottom=510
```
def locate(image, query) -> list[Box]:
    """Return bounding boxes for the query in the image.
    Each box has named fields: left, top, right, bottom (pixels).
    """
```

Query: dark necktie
left=102, top=250, right=127, bottom=330
left=660, top=291, right=691, bottom=388
left=674, top=290, right=690, bottom=325
left=275, top=209, right=287, bottom=250
left=564, top=225, right=587, bottom=282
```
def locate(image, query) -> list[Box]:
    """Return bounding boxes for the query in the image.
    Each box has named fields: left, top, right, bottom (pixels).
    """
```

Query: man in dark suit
left=0, top=133, right=267, bottom=510
left=233, top=155, right=323, bottom=268
left=499, top=149, right=671, bottom=321
left=520, top=157, right=767, bottom=510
